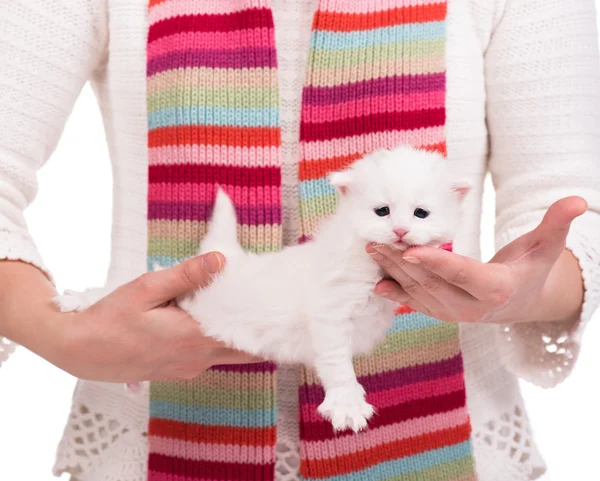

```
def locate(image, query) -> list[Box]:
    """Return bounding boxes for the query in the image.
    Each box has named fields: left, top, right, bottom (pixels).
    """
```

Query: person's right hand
left=40, top=252, right=260, bottom=383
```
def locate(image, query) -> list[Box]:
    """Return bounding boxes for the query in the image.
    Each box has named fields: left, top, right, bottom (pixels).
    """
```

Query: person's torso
left=53, top=2, right=545, bottom=480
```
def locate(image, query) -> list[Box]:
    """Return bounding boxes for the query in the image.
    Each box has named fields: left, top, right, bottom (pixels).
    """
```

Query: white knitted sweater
left=1, top=1, right=599, bottom=480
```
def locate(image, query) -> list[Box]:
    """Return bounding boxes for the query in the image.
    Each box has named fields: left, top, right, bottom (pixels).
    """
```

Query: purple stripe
left=210, top=361, right=277, bottom=373
left=300, top=354, right=464, bottom=404
left=148, top=202, right=281, bottom=224
left=147, top=47, right=277, bottom=76
left=302, top=74, right=446, bottom=106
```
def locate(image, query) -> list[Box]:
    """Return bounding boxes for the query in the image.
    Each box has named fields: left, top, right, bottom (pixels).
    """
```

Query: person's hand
left=367, top=197, right=587, bottom=325
left=41, top=252, right=260, bottom=382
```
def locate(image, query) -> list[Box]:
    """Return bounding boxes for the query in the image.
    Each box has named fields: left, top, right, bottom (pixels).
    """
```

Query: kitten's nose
left=394, top=228, right=409, bottom=240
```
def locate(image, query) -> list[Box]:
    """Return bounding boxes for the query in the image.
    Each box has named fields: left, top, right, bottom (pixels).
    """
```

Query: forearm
left=537, top=249, right=584, bottom=326
left=0, top=261, right=64, bottom=358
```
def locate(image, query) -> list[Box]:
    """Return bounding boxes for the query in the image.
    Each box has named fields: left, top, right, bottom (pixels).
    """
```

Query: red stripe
left=299, top=389, right=467, bottom=442
left=301, top=423, right=472, bottom=478
left=148, top=454, right=275, bottom=481
left=300, top=109, right=446, bottom=142
left=148, top=418, right=276, bottom=446
left=148, top=8, right=274, bottom=43
left=313, top=3, right=447, bottom=32
left=148, top=125, right=281, bottom=148
left=148, top=164, right=281, bottom=187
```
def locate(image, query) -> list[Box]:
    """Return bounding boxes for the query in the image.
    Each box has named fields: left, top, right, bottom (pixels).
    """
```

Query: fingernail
left=365, top=243, right=377, bottom=254
left=203, top=253, right=222, bottom=274
left=403, top=256, right=421, bottom=264
left=379, top=290, right=391, bottom=298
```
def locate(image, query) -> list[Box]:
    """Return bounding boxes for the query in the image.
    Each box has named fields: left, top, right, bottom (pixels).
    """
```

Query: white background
left=1, top=6, right=600, bottom=481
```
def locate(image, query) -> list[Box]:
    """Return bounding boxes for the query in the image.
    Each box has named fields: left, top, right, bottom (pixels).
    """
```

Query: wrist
left=534, top=249, right=584, bottom=326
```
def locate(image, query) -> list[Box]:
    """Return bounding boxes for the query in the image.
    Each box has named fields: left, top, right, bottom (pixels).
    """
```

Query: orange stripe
left=299, top=141, right=447, bottom=181
left=395, top=304, right=416, bottom=315
left=299, top=153, right=362, bottom=181
left=300, top=423, right=471, bottom=478
left=148, top=0, right=168, bottom=8
left=314, top=3, right=447, bottom=32
left=425, top=141, right=447, bottom=157
left=148, top=418, right=276, bottom=446
left=148, top=125, right=281, bottom=148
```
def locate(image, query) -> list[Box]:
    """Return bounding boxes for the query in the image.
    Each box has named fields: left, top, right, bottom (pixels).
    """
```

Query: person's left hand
left=367, top=196, right=588, bottom=325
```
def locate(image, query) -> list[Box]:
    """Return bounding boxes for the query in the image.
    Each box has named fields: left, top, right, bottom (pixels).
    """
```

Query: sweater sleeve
left=0, top=0, right=108, bottom=367
left=485, top=0, right=600, bottom=388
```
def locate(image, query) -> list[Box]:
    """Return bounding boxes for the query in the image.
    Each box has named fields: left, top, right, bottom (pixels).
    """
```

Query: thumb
left=534, top=196, right=587, bottom=253
left=134, top=252, right=226, bottom=309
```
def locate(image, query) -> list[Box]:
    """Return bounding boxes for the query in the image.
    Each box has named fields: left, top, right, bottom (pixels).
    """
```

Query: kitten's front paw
left=318, top=385, right=374, bottom=433
left=54, top=290, right=91, bottom=313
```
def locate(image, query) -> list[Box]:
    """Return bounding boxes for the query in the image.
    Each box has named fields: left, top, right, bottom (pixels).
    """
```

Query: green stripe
left=386, top=456, right=474, bottom=481
left=148, top=237, right=277, bottom=257
left=148, top=87, right=279, bottom=112
left=300, top=194, right=338, bottom=220
left=152, top=386, right=274, bottom=409
left=371, top=324, right=458, bottom=355
left=309, top=39, right=445, bottom=70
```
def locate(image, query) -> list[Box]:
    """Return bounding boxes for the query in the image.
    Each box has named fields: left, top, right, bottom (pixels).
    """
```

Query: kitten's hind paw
left=318, top=385, right=374, bottom=433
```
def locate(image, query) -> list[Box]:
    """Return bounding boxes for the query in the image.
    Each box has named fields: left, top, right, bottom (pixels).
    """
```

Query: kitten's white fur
left=55, top=146, right=467, bottom=432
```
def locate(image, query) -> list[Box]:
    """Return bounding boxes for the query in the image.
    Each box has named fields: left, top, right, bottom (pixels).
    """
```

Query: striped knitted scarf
left=146, top=1, right=477, bottom=480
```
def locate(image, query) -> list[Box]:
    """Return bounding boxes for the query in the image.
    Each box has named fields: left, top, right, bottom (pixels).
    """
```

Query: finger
left=133, top=252, right=226, bottom=309
left=401, top=247, right=501, bottom=300
left=368, top=246, right=445, bottom=311
left=533, top=196, right=587, bottom=256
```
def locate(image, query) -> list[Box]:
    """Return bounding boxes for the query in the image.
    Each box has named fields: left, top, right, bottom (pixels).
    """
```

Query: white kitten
left=55, top=146, right=468, bottom=432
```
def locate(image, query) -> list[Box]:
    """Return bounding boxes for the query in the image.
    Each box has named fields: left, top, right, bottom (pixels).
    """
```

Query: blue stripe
left=147, top=257, right=181, bottom=271
left=299, top=178, right=336, bottom=200
left=304, top=442, right=472, bottom=481
left=148, top=106, right=280, bottom=129
left=150, top=401, right=275, bottom=428
left=390, top=311, right=444, bottom=333
left=312, top=22, right=445, bottom=50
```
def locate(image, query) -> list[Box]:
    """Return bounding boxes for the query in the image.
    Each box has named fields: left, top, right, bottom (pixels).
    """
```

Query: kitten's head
left=329, top=146, right=469, bottom=249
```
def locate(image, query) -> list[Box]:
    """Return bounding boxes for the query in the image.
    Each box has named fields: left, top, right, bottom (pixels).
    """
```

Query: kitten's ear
left=329, top=170, right=353, bottom=195
left=451, top=183, right=470, bottom=202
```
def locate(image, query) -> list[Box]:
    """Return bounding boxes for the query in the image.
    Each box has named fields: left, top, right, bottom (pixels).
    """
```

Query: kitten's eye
left=414, top=208, right=429, bottom=219
left=374, top=206, right=390, bottom=217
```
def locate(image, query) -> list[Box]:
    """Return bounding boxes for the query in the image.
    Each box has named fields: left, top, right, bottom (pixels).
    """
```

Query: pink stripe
left=318, top=0, right=445, bottom=13
left=149, top=145, right=281, bottom=167
left=149, top=0, right=271, bottom=24
left=300, top=373, right=466, bottom=422
left=301, top=126, right=445, bottom=161
left=148, top=183, right=281, bottom=206
left=303, top=91, right=445, bottom=123
left=149, top=436, right=276, bottom=463
left=148, top=29, right=275, bottom=57
left=301, top=408, right=470, bottom=460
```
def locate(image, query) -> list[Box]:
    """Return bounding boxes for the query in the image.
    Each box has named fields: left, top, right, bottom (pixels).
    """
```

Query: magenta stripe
left=148, top=185, right=280, bottom=208
left=300, top=373, right=467, bottom=423
left=302, top=74, right=446, bottom=105
left=148, top=9, right=274, bottom=43
left=210, top=362, right=277, bottom=373
left=148, top=201, right=281, bottom=224
left=299, top=355, right=464, bottom=403
left=303, top=91, right=446, bottom=122
left=148, top=28, right=275, bottom=58
left=147, top=47, right=277, bottom=76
